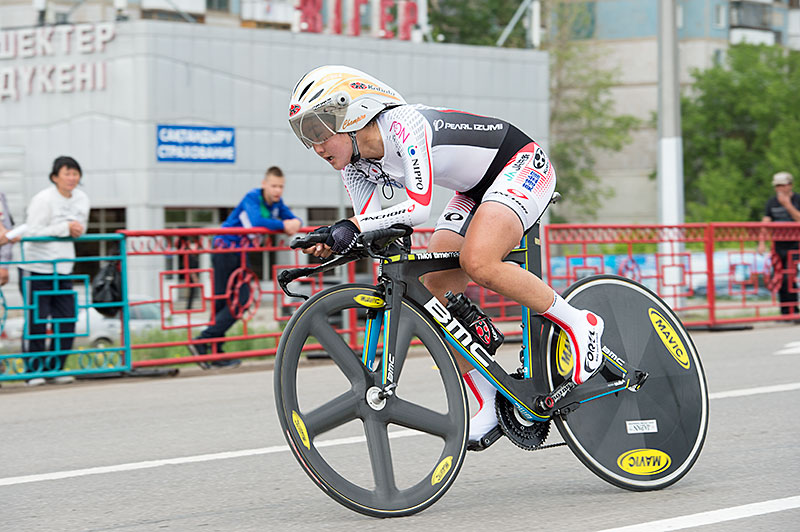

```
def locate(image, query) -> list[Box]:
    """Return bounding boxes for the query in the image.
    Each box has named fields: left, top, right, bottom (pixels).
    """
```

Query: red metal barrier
left=115, top=222, right=800, bottom=368
left=545, top=222, right=800, bottom=327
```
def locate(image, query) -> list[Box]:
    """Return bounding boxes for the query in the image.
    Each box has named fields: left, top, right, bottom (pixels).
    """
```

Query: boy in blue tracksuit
left=191, top=166, right=302, bottom=368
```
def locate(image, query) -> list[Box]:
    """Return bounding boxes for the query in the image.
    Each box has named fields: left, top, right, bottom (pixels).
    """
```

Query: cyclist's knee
left=460, top=251, right=496, bottom=289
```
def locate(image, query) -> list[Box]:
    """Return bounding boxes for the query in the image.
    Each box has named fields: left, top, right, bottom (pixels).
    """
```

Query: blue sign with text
left=157, top=125, right=236, bottom=163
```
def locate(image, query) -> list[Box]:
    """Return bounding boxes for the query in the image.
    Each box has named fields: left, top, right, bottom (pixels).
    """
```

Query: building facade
left=0, top=2, right=550, bottom=298
left=564, top=0, right=799, bottom=224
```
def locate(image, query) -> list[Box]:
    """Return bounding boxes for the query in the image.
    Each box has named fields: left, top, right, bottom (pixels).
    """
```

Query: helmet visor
left=289, top=109, right=344, bottom=149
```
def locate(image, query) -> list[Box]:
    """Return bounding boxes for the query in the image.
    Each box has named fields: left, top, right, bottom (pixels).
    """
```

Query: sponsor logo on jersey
left=532, top=145, right=550, bottom=175
left=506, top=188, right=529, bottom=200
left=410, top=156, right=424, bottom=190
left=432, top=119, right=504, bottom=133
left=616, top=448, right=671, bottom=475
left=648, top=308, right=691, bottom=369
left=511, top=152, right=531, bottom=171
left=522, top=171, right=542, bottom=191
left=489, top=190, right=530, bottom=215
left=444, top=212, right=464, bottom=222
left=390, top=121, right=409, bottom=143
left=349, top=82, right=367, bottom=90
left=343, top=114, right=366, bottom=128
left=361, top=207, right=407, bottom=222
left=289, top=104, right=301, bottom=117
left=431, top=456, right=453, bottom=486
left=408, top=145, right=417, bottom=156
left=504, top=166, right=542, bottom=192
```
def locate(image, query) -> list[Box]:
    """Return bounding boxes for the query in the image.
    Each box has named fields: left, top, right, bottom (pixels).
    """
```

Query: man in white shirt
left=20, top=156, right=90, bottom=386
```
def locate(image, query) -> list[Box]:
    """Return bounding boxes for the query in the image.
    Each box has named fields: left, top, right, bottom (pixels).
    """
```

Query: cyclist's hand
left=326, top=219, right=360, bottom=254
left=297, top=226, right=331, bottom=257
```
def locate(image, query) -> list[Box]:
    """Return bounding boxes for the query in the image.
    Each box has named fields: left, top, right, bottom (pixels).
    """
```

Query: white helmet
left=289, top=65, right=405, bottom=149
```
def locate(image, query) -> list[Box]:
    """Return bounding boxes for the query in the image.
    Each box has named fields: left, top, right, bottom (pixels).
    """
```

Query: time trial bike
left=273, top=213, right=709, bottom=518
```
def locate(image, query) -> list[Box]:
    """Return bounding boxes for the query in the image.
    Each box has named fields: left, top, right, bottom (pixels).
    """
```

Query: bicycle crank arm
left=534, top=377, right=631, bottom=417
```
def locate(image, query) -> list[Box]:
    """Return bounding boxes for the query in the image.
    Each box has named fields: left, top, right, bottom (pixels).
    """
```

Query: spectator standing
left=759, top=171, right=800, bottom=316
left=19, top=156, right=90, bottom=386
left=190, top=166, right=302, bottom=369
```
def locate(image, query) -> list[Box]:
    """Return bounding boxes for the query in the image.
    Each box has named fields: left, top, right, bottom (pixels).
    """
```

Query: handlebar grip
left=360, top=225, right=413, bottom=246
left=290, top=232, right=329, bottom=249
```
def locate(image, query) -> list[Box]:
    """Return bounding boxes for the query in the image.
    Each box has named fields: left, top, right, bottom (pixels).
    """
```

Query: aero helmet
left=289, top=65, right=405, bottom=149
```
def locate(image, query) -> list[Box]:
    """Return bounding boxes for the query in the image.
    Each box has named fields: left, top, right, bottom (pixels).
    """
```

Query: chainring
left=495, top=385, right=550, bottom=451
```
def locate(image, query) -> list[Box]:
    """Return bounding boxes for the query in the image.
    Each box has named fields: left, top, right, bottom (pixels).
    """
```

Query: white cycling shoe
left=542, top=293, right=605, bottom=385
left=568, top=310, right=605, bottom=385
left=463, top=369, right=499, bottom=442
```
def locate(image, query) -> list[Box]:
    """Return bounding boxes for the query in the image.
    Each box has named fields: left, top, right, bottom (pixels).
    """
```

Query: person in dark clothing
left=759, top=171, right=800, bottom=316
left=190, top=166, right=302, bottom=368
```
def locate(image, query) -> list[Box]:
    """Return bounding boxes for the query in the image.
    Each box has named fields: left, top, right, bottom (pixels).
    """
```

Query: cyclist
left=289, top=65, right=604, bottom=446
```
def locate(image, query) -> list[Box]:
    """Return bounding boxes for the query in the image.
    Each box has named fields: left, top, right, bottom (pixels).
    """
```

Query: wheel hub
left=365, top=386, right=387, bottom=410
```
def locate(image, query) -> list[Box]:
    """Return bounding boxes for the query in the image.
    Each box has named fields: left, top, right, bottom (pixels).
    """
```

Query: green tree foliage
left=428, top=0, right=528, bottom=47
left=544, top=2, right=638, bottom=221
left=682, top=44, right=800, bottom=222
left=429, top=1, right=639, bottom=221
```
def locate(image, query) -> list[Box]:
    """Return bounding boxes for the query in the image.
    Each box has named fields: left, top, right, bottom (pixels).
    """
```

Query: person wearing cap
left=759, top=171, right=800, bottom=316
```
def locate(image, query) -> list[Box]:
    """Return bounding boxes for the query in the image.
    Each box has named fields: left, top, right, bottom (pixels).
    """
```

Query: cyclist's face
left=313, top=133, right=351, bottom=170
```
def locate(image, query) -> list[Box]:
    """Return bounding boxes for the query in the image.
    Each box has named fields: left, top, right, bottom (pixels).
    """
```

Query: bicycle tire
left=543, top=274, right=709, bottom=491
left=274, top=284, right=468, bottom=517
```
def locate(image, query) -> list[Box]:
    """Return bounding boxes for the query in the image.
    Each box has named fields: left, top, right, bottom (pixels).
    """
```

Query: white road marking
left=1, top=381, right=798, bottom=488
left=774, top=341, right=800, bottom=356
left=0, top=429, right=419, bottom=487
left=595, top=495, right=800, bottom=532
left=709, top=381, right=800, bottom=399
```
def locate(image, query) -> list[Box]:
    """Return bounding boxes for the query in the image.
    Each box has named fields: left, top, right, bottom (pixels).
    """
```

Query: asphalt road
left=1, top=322, right=799, bottom=532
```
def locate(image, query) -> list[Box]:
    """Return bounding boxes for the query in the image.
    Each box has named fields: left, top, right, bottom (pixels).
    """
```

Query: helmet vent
left=308, top=88, right=324, bottom=103
left=298, top=81, right=314, bottom=101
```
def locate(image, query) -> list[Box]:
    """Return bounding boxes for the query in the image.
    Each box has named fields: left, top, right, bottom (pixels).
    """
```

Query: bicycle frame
left=361, top=224, right=552, bottom=422
left=283, top=223, right=643, bottom=424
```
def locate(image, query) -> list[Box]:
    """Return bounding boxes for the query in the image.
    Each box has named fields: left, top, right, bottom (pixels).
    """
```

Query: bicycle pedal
left=466, top=425, right=503, bottom=452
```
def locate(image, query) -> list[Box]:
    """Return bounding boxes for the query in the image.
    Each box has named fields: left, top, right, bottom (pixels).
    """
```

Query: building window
left=207, top=0, right=230, bottom=12
left=729, top=1, right=772, bottom=30
left=164, top=208, right=221, bottom=228
left=307, top=207, right=354, bottom=227
left=713, top=4, right=726, bottom=29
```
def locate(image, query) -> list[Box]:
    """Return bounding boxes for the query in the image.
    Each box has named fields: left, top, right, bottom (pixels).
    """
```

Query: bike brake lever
left=278, top=267, right=316, bottom=300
